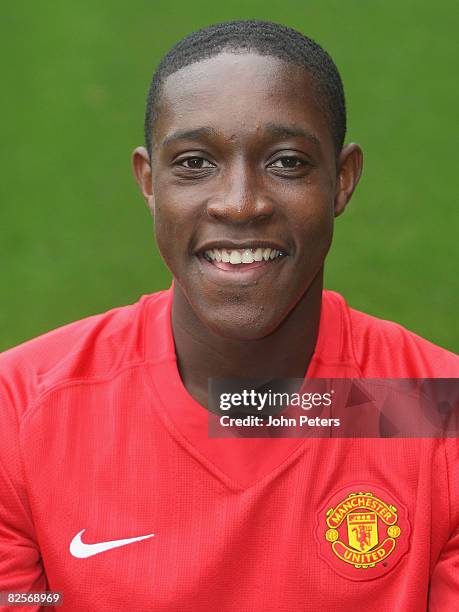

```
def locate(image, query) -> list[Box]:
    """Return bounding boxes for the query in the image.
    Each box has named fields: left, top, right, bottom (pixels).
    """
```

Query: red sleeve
left=345, top=299, right=459, bottom=378
left=428, top=438, right=459, bottom=609
left=0, top=375, right=47, bottom=611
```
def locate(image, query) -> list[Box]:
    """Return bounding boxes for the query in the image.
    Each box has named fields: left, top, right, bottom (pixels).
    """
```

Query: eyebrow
left=265, top=123, right=320, bottom=146
left=161, top=123, right=321, bottom=147
left=162, top=127, right=217, bottom=147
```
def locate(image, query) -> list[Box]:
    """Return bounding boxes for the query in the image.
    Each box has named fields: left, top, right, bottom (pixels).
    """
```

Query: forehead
left=154, top=52, right=333, bottom=150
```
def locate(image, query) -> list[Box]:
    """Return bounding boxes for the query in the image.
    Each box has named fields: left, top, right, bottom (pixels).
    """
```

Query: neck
left=171, top=270, right=324, bottom=409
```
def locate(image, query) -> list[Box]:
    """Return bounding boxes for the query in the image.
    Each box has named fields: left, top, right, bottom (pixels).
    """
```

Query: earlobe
left=132, top=147, right=155, bottom=211
left=334, top=143, right=364, bottom=217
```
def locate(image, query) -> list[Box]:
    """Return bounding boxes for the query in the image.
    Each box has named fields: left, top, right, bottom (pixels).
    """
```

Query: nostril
left=205, top=199, right=275, bottom=223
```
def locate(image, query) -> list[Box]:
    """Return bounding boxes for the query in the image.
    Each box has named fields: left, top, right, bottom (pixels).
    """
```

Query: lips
left=194, top=240, right=290, bottom=280
left=205, top=246, right=283, bottom=264
left=194, top=239, right=289, bottom=256
left=195, top=255, right=286, bottom=290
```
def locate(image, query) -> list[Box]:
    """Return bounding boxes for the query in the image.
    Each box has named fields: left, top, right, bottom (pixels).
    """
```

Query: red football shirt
left=0, top=288, right=458, bottom=611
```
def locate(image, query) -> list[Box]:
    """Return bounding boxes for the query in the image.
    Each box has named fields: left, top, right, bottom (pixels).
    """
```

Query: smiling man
left=134, top=43, right=361, bottom=399
left=0, top=20, right=458, bottom=612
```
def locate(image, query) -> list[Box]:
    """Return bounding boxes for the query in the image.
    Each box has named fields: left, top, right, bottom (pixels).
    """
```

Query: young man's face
left=134, top=52, right=362, bottom=340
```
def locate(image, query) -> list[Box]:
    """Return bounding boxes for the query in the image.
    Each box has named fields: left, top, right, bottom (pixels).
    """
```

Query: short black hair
left=144, top=20, right=346, bottom=158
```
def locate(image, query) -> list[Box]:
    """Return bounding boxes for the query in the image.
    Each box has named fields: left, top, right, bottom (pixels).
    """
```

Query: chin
left=199, top=305, right=284, bottom=341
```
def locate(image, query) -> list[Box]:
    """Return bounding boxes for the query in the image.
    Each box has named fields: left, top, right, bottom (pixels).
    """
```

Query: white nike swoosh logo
left=69, top=529, right=155, bottom=558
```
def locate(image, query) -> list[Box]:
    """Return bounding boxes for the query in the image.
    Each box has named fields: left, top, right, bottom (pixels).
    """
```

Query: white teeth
left=253, top=248, right=263, bottom=261
left=203, top=247, right=284, bottom=265
left=230, top=251, right=242, bottom=264
left=241, top=249, right=254, bottom=263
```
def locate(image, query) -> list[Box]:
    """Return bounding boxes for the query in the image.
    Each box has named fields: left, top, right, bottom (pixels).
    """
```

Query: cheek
left=152, top=189, right=200, bottom=276
left=153, top=210, right=182, bottom=272
left=307, top=208, right=334, bottom=253
left=290, top=187, right=335, bottom=258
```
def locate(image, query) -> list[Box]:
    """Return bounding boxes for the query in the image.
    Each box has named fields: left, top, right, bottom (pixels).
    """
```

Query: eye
left=177, top=156, right=215, bottom=169
left=269, top=156, right=306, bottom=169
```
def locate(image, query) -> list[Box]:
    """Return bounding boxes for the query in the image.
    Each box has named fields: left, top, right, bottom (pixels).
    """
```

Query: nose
left=205, top=162, right=274, bottom=224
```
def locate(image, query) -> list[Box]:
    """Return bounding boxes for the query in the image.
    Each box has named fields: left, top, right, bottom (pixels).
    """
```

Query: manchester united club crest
left=316, top=484, right=410, bottom=580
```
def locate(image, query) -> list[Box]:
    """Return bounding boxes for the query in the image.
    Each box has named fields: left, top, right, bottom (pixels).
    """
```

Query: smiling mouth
left=201, top=247, right=286, bottom=271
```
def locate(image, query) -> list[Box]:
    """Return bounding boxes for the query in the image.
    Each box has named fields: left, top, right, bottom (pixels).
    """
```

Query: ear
left=334, top=143, right=363, bottom=217
left=132, top=146, right=155, bottom=215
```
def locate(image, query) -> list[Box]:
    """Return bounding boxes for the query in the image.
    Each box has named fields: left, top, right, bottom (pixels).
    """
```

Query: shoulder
left=324, top=290, right=459, bottom=377
left=0, top=290, right=169, bottom=417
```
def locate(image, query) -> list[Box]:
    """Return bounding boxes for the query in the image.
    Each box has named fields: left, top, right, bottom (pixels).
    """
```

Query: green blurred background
left=1, top=1, right=458, bottom=352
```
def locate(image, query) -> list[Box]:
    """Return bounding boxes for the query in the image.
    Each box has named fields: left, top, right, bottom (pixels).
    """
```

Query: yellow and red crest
left=316, top=484, right=410, bottom=580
